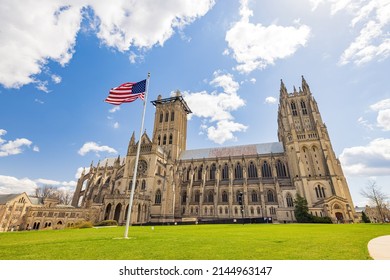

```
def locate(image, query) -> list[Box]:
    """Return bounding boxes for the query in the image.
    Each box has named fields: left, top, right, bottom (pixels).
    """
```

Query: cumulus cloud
left=0, top=129, right=36, bottom=157
left=0, top=175, right=37, bottom=195
left=113, top=122, right=120, bottom=129
left=0, top=0, right=215, bottom=89
left=225, top=0, right=310, bottom=73
left=0, top=175, right=76, bottom=195
left=183, top=71, right=247, bottom=144
left=75, top=167, right=90, bottom=179
left=207, top=120, right=248, bottom=144
left=370, top=98, right=390, bottom=131
left=0, top=1, right=83, bottom=88
left=339, top=138, right=390, bottom=176
left=265, top=96, right=277, bottom=104
left=311, top=0, right=390, bottom=65
left=78, top=141, right=117, bottom=156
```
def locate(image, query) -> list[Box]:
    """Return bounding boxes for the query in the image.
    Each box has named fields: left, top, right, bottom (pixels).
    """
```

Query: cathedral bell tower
left=151, top=91, right=192, bottom=161
left=277, top=76, right=356, bottom=222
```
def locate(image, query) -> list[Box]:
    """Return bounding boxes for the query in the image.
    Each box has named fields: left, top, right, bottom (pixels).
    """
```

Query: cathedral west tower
left=277, top=76, right=355, bottom=221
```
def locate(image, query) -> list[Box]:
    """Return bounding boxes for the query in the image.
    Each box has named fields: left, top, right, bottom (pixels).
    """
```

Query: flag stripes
left=105, top=80, right=146, bottom=105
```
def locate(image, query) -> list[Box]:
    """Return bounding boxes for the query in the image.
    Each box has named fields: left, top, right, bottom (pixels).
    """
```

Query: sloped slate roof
left=99, top=157, right=125, bottom=167
left=180, top=142, right=284, bottom=160
left=0, top=193, right=21, bottom=204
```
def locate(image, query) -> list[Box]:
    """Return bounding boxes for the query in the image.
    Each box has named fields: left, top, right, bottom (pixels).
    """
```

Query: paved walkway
left=368, top=235, right=390, bottom=260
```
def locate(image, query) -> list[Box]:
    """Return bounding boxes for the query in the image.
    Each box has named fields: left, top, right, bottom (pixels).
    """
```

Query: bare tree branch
left=360, top=180, right=389, bottom=223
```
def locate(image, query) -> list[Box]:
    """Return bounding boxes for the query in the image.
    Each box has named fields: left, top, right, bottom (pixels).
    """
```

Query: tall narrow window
left=276, top=160, right=287, bottom=177
left=251, top=190, right=258, bottom=202
left=155, top=190, right=162, bottom=204
left=222, top=191, right=228, bottom=203
left=222, top=163, right=229, bottom=180
left=267, top=190, right=274, bottom=202
left=159, top=113, right=163, bottom=123
left=262, top=161, right=272, bottom=178
left=248, top=161, right=258, bottom=178
left=286, top=193, right=293, bottom=207
left=186, top=168, right=191, bottom=181
left=165, top=112, right=169, bottom=122
left=181, top=191, right=187, bottom=204
left=235, top=162, right=243, bottom=179
left=291, top=102, right=298, bottom=116
left=210, top=164, right=216, bottom=180
left=194, top=190, right=200, bottom=203
left=301, top=100, right=307, bottom=115
left=206, top=191, right=214, bottom=203
left=198, top=165, right=203, bottom=181
left=141, top=180, right=146, bottom=190
left=163, top=135, right=167, bottom=145
left=157, top=135, right=161, bottom=145
left=169, top=134, right=173, bottom=144
left=171, top=111, right=175, bottom=121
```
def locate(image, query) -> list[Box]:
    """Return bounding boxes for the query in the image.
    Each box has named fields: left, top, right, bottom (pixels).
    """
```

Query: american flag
left=105, top=79, right=146, bottom=105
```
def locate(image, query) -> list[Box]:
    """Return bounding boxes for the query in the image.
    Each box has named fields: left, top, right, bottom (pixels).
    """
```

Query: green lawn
left=0, top=223, right=389, bottom=260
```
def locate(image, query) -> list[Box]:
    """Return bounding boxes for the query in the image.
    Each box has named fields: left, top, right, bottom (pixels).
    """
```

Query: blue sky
left=0, top=0, right=389, bottom=207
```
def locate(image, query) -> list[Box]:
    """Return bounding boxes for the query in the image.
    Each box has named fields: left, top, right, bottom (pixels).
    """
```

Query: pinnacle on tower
left=130, top=131, right=135, bottom=145
left=301, top=75, right=311, bottom=94
left=280, top=79, right=288, bottom=98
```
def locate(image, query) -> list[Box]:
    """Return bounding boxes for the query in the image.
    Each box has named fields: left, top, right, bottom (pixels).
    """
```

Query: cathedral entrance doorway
left=335, top=212, right=344, bottom=222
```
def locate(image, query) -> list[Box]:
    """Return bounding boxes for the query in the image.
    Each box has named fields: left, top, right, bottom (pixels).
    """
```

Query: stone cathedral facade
left=71, top=77, right=357, bottom=225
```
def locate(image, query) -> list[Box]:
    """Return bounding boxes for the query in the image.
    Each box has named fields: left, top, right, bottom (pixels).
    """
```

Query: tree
left=361, top=211, right=371, bottom=223
left=34, top=185, right=57, bottom=199
left=360, top=180, right=389, bottom=223
left=34, top=185, right=73, bottom=205
left=294, top=194, right=312, bottom=223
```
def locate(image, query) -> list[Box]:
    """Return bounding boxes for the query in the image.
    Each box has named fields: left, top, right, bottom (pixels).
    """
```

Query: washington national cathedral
left=72, top=77, right=357, bottom=224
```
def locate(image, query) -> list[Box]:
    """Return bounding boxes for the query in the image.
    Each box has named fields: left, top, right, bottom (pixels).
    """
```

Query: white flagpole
left=124, top=73, right=150, bottom=239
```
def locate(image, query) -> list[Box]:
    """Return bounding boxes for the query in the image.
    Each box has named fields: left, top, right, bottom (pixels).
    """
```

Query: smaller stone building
left=0, top=192, right=99, bottom=231
left=0, top=193, right=33, bottom=232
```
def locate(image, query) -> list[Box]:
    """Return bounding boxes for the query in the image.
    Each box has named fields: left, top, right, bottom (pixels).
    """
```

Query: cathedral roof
left=180, top=142, right=284, bottom=160
left=99, top=157, right=125, bottom=167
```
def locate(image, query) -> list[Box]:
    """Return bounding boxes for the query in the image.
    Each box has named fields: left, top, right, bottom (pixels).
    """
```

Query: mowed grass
left=0, top=223, right=389, bottom=260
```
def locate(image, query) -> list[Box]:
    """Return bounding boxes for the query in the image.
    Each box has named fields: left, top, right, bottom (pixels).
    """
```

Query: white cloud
left=91, top=0, right=215, bottom=51
left=311, top=0, right=390, bottom=66
left=75, top=167, right=90, bottom=179
left=0, top=175, right=37, bottom=195
left=0, top=1, right=83, bottom=88
left=225, top=0, right=310, bottom=73
left=183, top=71, right=247, bottom=144
left=0, top=129, right=35, bottom=157
left=34, top=99, right=44, bottom=104
left=0, top=175, right=76, bottom=195
left=51, top=74, right=62, bottom=84
left=0, top=0, right=215, bottom=89
left=35, top=80, right=50, bottom=93
left=207, top=120, right=248, bottom=144
left=109, top=106, right=120, bottom=113
left=209, top=71, right=240, bottom=95
left=265, top=96, right=277, bottom=104
left=357, top=116, right=374, bottom=130
left=339, top=138, right=390, bottom=176
left=78, top=141, right=117, bottom=156
left=35, top=178, right=76, bottom=188
left=113, top=122, right=120, bottom=129
left=370, top=98, right=390, bottom=131
left=33, top=145, right=40, bottom=152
